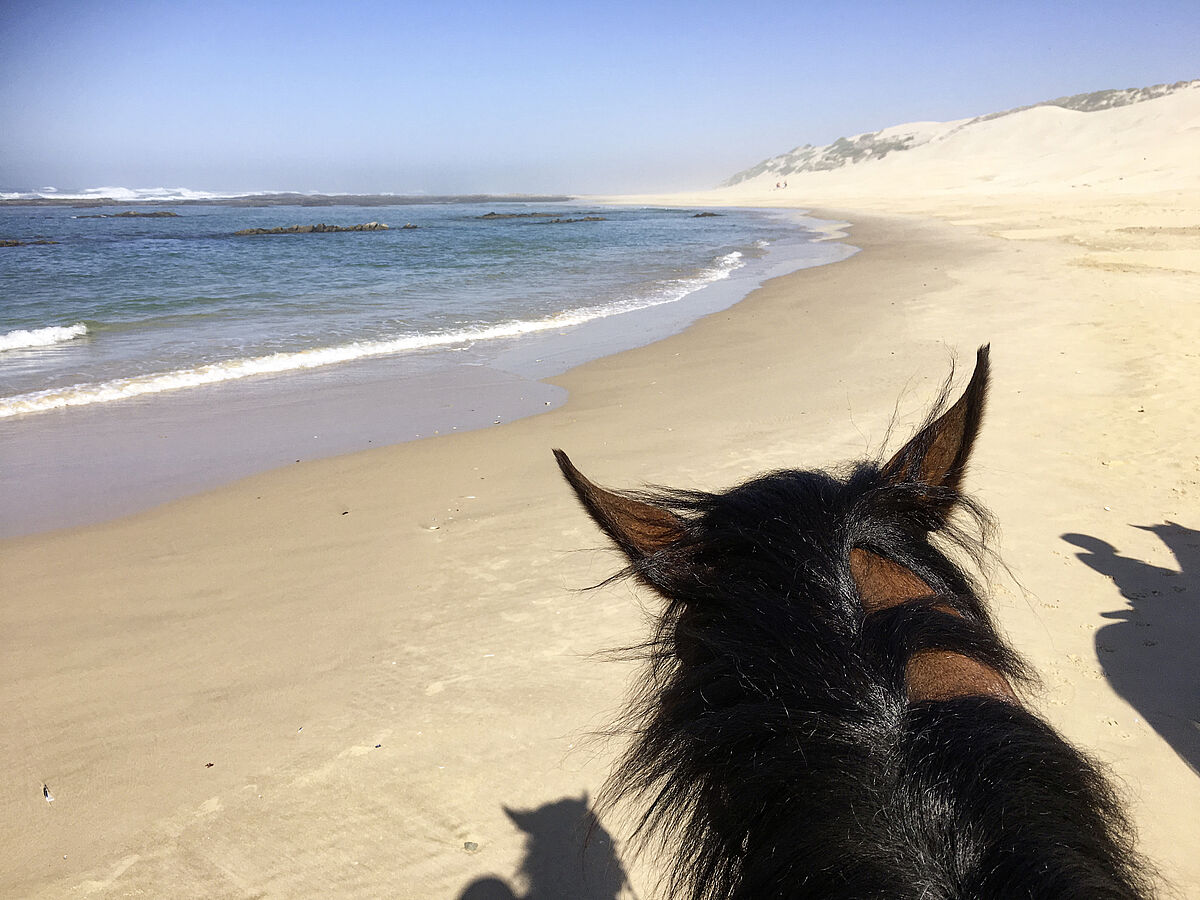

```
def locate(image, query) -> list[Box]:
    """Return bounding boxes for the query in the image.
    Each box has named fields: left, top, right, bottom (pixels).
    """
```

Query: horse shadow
left=1062, top=522, right=1200, bottom=774
left=456, top=794, right=632, bottom=900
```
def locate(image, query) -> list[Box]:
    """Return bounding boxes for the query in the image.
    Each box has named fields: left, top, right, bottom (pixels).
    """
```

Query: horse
left=554, top=347, right=1152, bottom=899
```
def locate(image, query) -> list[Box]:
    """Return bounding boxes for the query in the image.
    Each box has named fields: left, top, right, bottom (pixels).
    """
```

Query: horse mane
left=559, top=351, right=1154, bottom=899
left=601, top=471, right=1148, bottom=898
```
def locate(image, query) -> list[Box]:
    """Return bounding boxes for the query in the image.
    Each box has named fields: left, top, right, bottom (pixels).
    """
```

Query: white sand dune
left=719, top=79, right=1200, bottom=197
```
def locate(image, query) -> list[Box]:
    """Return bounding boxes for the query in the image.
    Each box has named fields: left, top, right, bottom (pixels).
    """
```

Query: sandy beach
left=5, top=92, right=1200, bottom=895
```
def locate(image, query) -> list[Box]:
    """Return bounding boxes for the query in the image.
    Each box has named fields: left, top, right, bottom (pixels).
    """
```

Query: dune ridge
left=724, top=79, right=1200, bottom=194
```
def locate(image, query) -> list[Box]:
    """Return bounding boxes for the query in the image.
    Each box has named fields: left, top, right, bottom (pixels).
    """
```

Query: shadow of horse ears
left=880, top=344, right=990, bottom=499
left=502, top=804, right=523, bottom=825
left=553, top=449, right=686, bottom=559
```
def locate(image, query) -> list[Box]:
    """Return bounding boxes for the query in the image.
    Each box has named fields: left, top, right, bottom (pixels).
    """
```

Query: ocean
left=0, top=198, right=852, bottom=534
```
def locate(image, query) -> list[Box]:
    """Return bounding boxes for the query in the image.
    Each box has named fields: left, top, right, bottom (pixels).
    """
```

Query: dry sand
left=4, top=89, right=1200, bottom=897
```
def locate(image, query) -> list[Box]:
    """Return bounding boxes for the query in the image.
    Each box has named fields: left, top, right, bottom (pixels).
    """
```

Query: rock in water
left=233, top=222, right=390, bottom=236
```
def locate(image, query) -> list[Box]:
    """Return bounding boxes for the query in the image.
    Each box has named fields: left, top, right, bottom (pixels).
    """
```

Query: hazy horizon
left=2, top=1, right=1198, bottom=196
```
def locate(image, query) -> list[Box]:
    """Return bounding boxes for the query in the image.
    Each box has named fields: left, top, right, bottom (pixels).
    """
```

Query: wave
left=0, top=252, right=744, bottom=418
left=0, top=323, right=89, bottom=352
left=0, top=186, right=259, bottom=202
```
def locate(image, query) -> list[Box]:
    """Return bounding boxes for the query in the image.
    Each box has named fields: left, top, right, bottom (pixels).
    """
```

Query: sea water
left=0, top=199, right=852, bottom=533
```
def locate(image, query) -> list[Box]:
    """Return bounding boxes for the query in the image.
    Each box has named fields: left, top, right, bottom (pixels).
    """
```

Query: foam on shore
left=0, top=253, right=744, bottom=418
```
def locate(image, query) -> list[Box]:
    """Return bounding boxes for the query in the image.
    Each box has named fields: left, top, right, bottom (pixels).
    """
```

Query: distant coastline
left=0, top=192, right=574, bottom=208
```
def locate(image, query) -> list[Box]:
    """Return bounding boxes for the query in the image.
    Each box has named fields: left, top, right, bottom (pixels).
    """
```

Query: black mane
left=556, top=349, right=1153, bottom=899
left=605, top=467, right=1146, bottom=899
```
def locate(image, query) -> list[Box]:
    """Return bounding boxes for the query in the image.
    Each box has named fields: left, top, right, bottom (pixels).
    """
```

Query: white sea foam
left=0, top=252, right=744, bottom=418
left=0, top=185, right=428, bottom=202
left=0, top=323, right=89, bottom=352
left=0, top=186, right=259, bottom=202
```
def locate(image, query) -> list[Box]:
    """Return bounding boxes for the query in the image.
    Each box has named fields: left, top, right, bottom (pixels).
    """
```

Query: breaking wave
left=0, top=252, right=743, bottom=418
left=0, top=323, right=89, bottom=352
left=0, top=186, right=257, bottom=202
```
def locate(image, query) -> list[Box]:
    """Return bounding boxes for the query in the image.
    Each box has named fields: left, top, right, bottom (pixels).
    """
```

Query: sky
left=1, top=0, right=1197, bottom=196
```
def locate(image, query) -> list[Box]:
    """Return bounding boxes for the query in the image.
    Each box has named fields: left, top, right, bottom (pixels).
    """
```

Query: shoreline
left=2, top=199, right=1197, bottom=896
left=0, top=209, right=850, bottom=538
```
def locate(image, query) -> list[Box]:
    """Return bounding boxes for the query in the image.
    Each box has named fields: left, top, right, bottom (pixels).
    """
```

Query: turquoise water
left=1, top=202, right=817, bottom=416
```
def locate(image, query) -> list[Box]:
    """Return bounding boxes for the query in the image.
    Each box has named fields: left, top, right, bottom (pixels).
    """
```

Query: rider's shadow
left=1062, top=523, right=1200, bottom=774
left=456, top=794, right=632, bottom=900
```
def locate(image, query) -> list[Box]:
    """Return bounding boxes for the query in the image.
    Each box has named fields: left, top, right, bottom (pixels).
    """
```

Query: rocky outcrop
left=478, top=211, right=559, bottom=219
left=233, top=222, right=389, bottom=236
left=1, top=239, right=59, bottom=247
left=529, top=216, right=605, bottom=225
left=76, top=211, right=179, bottom=218
left=478, top=211, right=604, bottom=224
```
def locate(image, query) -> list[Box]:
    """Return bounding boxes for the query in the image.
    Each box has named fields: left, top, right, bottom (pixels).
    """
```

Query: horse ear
left=881, top=345, right=990, bottom=500
left=554, top=449, right=685, bottom=560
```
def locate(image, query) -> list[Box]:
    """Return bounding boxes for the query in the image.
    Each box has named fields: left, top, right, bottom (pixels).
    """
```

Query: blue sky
left=1, top=0, right=1196, bottom=195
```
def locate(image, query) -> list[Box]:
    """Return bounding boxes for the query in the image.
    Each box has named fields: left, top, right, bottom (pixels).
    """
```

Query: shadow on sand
left=1062, top=522, right=1200, bottom=774
left=456, top=794, right=632, bottom=900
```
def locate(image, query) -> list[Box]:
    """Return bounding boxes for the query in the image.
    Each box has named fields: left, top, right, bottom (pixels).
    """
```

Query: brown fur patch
left=850, top=548, right=1015, bottom=703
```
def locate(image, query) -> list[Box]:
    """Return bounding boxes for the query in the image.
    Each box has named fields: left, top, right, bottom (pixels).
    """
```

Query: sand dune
left=722, top=79, right=1200, bottom=196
